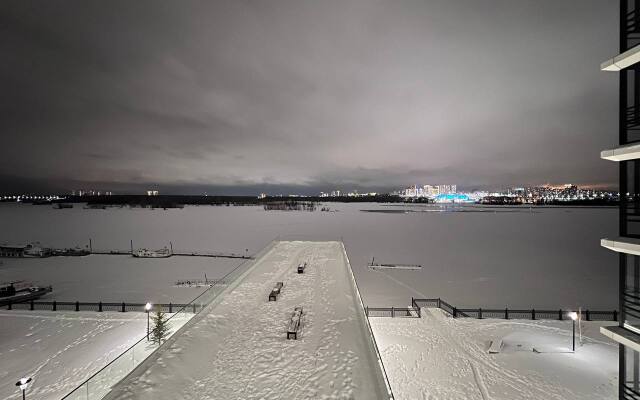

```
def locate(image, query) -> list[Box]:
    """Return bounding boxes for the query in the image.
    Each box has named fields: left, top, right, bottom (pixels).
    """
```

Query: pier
left=89, top=249, right=252, bottom=259
left=0, top=240, right=254, bottom=260
left=89, top=239, right=253, bottom=259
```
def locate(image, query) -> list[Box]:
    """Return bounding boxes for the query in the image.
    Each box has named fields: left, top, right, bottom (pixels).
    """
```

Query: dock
left=89, top=249, right=252, bottom=259
left=369, top=263, right=422, bottom=271
left=368, top=257, right=422, bottom=270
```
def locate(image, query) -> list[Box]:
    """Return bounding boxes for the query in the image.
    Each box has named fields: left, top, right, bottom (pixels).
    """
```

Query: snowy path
left=0, top=311, right=147, bottom=400
left=370, top=308, right=619, bottom=400
left=106, top=241, right=388, bottom=400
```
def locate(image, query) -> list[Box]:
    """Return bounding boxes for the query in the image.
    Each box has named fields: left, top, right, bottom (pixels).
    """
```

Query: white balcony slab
left=601, top=237, right=640, bottom=256
left=601, top=143, right=640, bottom=161
left=601, top=326, right=640, bottom=353
left=602, top=45, right=640, bottom=71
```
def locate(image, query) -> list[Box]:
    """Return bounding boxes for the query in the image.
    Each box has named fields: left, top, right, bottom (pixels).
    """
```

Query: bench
left=297, top=262, right=307, bottom=274
left=268, top=282, right=284, bottom=301
left=488, top=339, right=503, bottom=354
left=287, top=306, right=304, bottom=339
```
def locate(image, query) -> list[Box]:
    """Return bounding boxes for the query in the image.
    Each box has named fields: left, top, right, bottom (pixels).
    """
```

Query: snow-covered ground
left=370, top=308, right=619, bottom=400
left=105, top=241, right=389, bottom=399
left=0, top=310, right=146, bottom=400
left=0, top=310, right=192, bottom=400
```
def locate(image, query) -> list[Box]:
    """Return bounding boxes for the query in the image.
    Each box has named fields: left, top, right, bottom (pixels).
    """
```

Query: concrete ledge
left=601, top=143, right=640, bottom=161
left=601, top=325, right=640, bottom=353
left=602, top=45, right=640, bottom=71
left=601, top=237, right=640, bottom=256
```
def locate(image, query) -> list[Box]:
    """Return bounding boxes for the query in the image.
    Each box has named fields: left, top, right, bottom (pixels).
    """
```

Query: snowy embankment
left=0, top=310, right=192, bottom=400
left=106, top=241, right=389, bottom=400
left=0, top=311, right=146, bottom=400
left=370, top=308, right=618, bottom=400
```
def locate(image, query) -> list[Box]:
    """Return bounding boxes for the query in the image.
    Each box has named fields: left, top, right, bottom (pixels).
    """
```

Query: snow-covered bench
left=268, top=282, right=284, bottom=301
left=297, top=262, right=307, bottom=274
left=287, top=307, right=303, bottom=339
left=488, top=339, right=503, bottom=354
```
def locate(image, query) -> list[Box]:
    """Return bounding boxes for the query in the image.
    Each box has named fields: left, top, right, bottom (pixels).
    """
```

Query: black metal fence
left=3, top=301, right=197, bottom=313
left=365, top=306, right=421, bottom=318
left=365, top=297, right=618, bottom=322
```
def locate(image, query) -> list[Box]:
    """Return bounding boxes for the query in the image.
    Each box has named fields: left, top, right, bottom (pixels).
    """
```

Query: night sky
left=0, top=0, right=619, bottom=195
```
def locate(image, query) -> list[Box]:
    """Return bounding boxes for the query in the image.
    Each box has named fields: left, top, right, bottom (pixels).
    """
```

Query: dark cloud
left=0, top=0, right=618, bottom=194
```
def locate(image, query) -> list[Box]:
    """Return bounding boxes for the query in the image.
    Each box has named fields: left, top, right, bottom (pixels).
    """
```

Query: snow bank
left=370, top=308, right=619, bottom=400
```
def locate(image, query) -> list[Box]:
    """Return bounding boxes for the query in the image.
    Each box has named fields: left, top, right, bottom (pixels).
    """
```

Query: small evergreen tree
left=150, top=311, right=171, bottom=345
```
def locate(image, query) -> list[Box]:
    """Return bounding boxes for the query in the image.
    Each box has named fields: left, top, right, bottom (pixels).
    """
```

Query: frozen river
left=0, top=202, right=618, bottom=309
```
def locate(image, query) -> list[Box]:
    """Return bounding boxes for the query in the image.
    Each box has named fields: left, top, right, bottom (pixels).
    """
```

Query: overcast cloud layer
left=0, top=0, right=619, bottom=194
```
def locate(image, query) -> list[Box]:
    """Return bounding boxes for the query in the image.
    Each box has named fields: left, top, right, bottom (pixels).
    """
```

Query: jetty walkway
left=102, top=241, right=392, bottom=399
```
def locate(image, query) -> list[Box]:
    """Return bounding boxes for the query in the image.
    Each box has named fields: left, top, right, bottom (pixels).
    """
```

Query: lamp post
left=15, top=377, right=32, bottom=400
left=568, top=311, right=578, bottom=352
left=145, top=302, right=152, bottom=340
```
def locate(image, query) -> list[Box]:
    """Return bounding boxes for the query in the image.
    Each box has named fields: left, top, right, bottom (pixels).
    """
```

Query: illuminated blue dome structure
left=434, top=193, right=472, bottom=203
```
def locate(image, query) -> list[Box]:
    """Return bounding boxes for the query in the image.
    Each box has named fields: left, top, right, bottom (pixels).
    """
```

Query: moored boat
left=23, top=243, right=52, bottom=258
left=132, top=247, right=172, bottom=258
left=0, top=283, right=53, bottom=306
left=52, top=246, right=90, bottom=256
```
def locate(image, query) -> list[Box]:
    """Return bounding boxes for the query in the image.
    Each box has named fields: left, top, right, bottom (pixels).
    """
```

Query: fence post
left=121, top=302, right=125, bottom=312
left=478, top=308, right=482, bottom=319
left=614, top=310, right=618, bottom=321
left=169, top=302, right=173, bottom=313
left=558, top=309, right=563, bottom=321
left=52, top=300, right=56, bottom=311
left=437, top=298, right=441, bottom=308
left=505, top=307, right=508, bottom=320
left=193, top=304, right=196, bottom=313
left=532, top=309, right=536, bottom=320
left=99, top=301, right=103, bottom=312
left=8, top=302, right=11, bottom=310
left=392, top=307, right=395, bottom=318
left=30, top=300, right=34, bottom=311
left=75, top=301, right=79, bottom=311
left=453, top=307, right=457, bottom=318
left=586, top=309, right=590, bottom=321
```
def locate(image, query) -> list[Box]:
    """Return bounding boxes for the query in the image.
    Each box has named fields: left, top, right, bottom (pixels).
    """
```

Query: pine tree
left=150, top=311, right=171, bottom=345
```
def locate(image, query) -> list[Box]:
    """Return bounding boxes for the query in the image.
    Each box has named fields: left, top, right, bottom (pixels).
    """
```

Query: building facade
left=601, top=1, right=640, bottom=398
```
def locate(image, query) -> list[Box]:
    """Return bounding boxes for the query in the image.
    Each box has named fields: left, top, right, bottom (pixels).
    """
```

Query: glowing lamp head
left=145, top=302, right=152, bottom=312
left=568, top=312, right=578, bottom=321
left=15, top=377, right=32, bottom=390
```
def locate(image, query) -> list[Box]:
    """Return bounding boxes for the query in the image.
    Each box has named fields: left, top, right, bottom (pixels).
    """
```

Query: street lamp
left=15, top=377, right=32, bottom=400
left=568, top=311, right=578, bottom=352
left=145, top=303, right=152, bottom=340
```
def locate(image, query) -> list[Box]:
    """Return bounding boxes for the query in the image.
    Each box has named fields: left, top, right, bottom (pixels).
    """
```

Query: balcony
left=601, top=325, right=640, bottom=352
left=601, top=238, right=640, bottom=255
left=602, top=143, right=640, bottom=161
left=602, top=45, right=640, bottom=71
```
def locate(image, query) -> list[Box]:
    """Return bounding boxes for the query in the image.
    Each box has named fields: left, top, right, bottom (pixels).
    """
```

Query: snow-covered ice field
left=105, top=241, right=390, bottom=399
left=370, top=308, right=619, bottom=400
left=0, top=255, right=241, bottom=303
